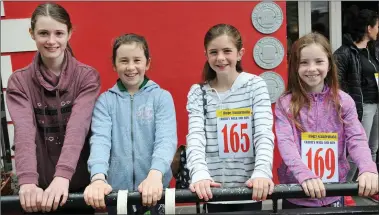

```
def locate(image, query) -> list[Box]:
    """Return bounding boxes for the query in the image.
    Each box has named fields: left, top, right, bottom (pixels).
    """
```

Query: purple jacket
left=7, top=50, right=100, bottom=190
left=275, top=87, right=377, bottom=207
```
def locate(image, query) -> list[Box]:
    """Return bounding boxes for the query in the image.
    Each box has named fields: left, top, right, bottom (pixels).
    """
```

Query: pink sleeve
left=6, top=73, right=39, bottom=186
left=54, top=69, right=101, bottom=180
left=342, top=97, right=378, bottom=175
left=275, top=100, right=318, bottom=184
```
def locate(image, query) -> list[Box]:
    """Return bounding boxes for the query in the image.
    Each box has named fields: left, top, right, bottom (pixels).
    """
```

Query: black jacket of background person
left=334, top=33, right=379, bottom=121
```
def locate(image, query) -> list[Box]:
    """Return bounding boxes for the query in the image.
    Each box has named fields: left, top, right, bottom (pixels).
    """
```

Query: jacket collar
left=307, top=84, right=330, bottom=102
left=31, top=49, right=76, bottom=92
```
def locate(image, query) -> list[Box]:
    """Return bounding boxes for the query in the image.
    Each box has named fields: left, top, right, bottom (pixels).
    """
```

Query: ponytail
left=66, top=43, right=74, bottom=57
left=202, top=62, right=216, bottom=82
left=236, top=61, right=243, bottom=72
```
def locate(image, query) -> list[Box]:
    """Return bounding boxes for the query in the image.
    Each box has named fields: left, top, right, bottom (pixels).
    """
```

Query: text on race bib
left=216, top=107, right=254, bottom=158
left=301, top=132, right=339, bottom=183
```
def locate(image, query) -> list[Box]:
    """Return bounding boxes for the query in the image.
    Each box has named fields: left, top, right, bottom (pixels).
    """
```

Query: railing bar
left=0, top=183, right=362, bottom=211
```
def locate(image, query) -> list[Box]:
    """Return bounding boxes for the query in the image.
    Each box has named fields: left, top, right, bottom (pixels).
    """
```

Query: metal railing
left=1, top=182, right=378, bottom=214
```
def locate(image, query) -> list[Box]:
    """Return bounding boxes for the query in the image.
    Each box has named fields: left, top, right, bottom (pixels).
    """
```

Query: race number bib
left=301, top=133, right=339, bottom=183
left=216, top=107, right=253, bottom=158
left=375, top=73, right=378, bottom=87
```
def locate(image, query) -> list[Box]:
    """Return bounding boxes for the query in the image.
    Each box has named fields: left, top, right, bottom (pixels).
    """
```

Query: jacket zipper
left=368, top=59, right=377, bottom=71
left=356, top=54, right=364, bottom=107
left=316, top=97, right=318, bottom=131
left=211, top=87, right=227, bottom=185
left=131, top=95, right=136, bottom=190
left=216, top=89, right=228, bottom=185
left=366, top=49, right=378, bottom=71
left=315, top=96, right=326, bottom=206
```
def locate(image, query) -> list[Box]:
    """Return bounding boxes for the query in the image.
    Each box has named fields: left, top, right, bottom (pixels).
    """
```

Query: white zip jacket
left=186, top=72, right=275, bottom=188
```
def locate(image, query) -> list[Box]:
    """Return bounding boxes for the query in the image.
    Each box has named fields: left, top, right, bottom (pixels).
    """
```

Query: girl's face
left=206, top=35, right=244, bottom=76
left=30, top=16, right=71, bottom=61
left=298, top=43, right=329, bottom=93
left=114, top=43, right=150, bottom=93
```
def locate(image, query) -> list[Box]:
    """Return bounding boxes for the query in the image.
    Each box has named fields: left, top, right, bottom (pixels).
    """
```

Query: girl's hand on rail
left=84, top=178, right=112, bottom=209
left=19, top=184, right=43, bottom=213
left=301, top=178, right=325, bottom=199
left=41, top=176, right=69, bottom=212
left=138, top=170, right=163, bottom=207
left=189, top=179, right=221, bottom=202
left=246, top=177, right=274, bottom=201
left=357, top=172, right=378, bottom=197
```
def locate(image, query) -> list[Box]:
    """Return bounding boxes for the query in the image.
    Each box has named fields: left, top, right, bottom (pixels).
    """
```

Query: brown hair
left=112, top=33, right=150, bottom=66
left=31, top=2, right=74, bottom=56
left=202, top=24, right=243, bottom=82
left=282, top=32, right=341, bottom=131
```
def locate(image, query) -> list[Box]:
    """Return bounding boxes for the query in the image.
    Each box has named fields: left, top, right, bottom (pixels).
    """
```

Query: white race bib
left=301, top=132, right=339, bottom=183
left=216, top=108, right=254, bottom=158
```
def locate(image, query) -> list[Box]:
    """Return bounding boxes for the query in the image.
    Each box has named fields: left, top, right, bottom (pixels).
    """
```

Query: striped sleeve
left=250, top=77, right=275, bottom=179
left=186, top=84, right=212, bottom=184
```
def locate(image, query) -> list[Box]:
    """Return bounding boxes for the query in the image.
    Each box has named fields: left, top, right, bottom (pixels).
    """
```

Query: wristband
left=91, top=178, right=108, bottom=184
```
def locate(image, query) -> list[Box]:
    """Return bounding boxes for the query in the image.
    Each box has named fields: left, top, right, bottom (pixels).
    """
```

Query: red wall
left=3, top=1, right=287, bottom=184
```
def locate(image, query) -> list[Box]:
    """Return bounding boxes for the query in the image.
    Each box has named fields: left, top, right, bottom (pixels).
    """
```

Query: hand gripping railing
left=1, top=182, right=378, bottom=214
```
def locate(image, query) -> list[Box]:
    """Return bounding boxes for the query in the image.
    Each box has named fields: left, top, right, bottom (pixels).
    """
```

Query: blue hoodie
left=88, top=79, right=177, bottom=191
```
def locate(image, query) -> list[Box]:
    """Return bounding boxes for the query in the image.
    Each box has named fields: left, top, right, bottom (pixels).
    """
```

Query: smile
left=45, top=47, right=59, bottom=51
left=216, top=64, right=228, bottom=68
left=305, top=75, right=320, bottom=78
left=125, top=73, right=137, bottom=77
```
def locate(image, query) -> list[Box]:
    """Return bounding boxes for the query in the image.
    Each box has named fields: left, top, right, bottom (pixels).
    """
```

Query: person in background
left=334, top=9, right=379, bottom=205
left=6, top=2, right=100, bottom=214
left=276, top=32, right=378, bottom=209
left=186, top=23, right=275, bottom=213
left=84, top=33, right=177, bottom=215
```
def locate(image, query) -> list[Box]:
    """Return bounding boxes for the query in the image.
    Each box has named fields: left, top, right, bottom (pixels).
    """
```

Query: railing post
left=272, top=197, right=278, bottom=213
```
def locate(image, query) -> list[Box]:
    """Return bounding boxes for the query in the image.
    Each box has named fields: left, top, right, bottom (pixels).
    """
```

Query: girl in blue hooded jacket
left=84, top=33, right=177, bottom=215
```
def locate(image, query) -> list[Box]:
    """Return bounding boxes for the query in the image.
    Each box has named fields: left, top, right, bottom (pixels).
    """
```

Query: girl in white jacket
left=186, top=23, right=275, bottom=212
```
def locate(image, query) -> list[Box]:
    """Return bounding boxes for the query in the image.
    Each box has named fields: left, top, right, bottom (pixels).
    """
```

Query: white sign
left=1, top=55, right=12, bottom=88
left=301, top=132, right=339, bottom=183
left=1, top=18, right=37, bottom=53
left=216, top=108, right=254, bottom=159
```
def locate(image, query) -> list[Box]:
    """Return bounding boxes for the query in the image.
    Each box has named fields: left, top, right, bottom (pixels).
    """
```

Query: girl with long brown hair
left=6, top=2, right=100, bottom=213
left=275, top=32, right=378, bottom=208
